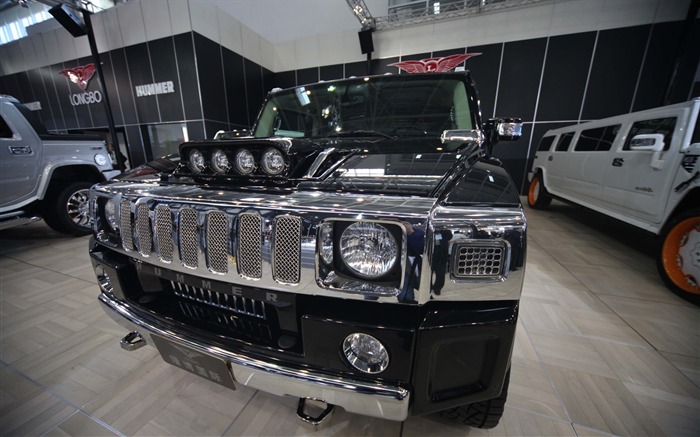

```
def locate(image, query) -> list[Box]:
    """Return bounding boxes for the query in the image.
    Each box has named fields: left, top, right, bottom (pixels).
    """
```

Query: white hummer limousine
left=528, top=98, right=699, bottom=304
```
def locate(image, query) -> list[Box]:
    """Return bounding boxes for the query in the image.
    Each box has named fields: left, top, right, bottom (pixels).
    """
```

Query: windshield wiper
left=327, top=130, right=394, bottom=139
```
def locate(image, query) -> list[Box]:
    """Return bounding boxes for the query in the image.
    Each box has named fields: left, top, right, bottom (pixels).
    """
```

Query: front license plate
left=151, top=334, right=236, bottom=390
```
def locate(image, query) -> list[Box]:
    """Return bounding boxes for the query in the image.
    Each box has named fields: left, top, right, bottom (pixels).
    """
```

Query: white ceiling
left=208, top=0, right=388, bottom=44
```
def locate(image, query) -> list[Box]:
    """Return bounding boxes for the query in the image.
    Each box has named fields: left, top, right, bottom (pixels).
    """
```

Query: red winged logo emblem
left=388, top=53, right=481, bottom=74
left=59, top=64, right=96, bottom=90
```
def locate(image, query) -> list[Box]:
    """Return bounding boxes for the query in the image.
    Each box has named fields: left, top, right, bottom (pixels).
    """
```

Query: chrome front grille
left=179, top=209, right=199, bottom=268
left=238, top=213, right=263, bottom=279
left=118, top=200, right=302, bottom=284
left=136, top=203, right=152, bottom=256
left=273, top=215, right=301, bottom=284
left=206, top=212, right=228, bottom=274
left=171, top=280, right=266, bottom=319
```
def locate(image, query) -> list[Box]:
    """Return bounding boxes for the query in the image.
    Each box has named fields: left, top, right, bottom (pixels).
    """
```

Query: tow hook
left=297, top=397, right=335, bottom=426
left=120, top=331, right=145, bottom=351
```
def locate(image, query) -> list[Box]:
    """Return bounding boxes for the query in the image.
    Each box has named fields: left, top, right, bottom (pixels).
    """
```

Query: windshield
left=253, top=76, right=474, bottom=139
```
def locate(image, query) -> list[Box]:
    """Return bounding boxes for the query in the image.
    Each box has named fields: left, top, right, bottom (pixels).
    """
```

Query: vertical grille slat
left=155, top=205, right=173, bottom=262
left=273, top=215, right=302, bottom=284
left=120, top=200, right=133, bottom=251
left=180, top=209, right=199, bottom=268
left=136, top=203, right=152, bottom=256
left=238, top=213, right=263, bottom=279
left=207, top=211, right=229, bottom=274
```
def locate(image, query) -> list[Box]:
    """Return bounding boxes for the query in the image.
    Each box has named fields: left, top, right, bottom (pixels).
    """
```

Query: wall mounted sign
left=135, top=81, right=176, bottom=97
left=388, top=53, right=482, bottom=73
left=58, top=63, right=102, bottom=106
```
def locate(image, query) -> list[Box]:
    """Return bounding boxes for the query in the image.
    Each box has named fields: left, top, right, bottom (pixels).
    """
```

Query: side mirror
left=630, top=133, right=665, bottom=170
left=440, top=129, right=484, bottom=151
left=630, top=134, right=664, bottom=152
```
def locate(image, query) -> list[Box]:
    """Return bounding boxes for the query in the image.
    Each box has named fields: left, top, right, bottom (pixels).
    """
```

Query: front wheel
left=527, top=173, right=552, bottom=209
left=43, top=182, right=94, bottom=236
left=439, top=371, right=510, bottom=429
left=657, top=209, right=700, bottom=305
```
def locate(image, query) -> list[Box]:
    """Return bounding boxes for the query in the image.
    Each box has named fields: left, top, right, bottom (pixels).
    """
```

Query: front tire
left=43, top=182, right=94, bottom=236
left=439, top=371, right=510, bottom=429
left=657, top=209, right=700, bottom=305
left=527, top=173, right=552, bottom=209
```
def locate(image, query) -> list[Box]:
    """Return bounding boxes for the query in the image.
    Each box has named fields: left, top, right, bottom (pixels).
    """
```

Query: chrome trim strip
left=99, top=291, right=410, bottom=421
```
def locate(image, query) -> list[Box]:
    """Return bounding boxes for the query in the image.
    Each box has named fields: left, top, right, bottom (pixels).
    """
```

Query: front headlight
left=234, top=149, right=255, bottom=175
left=188, top=149, right=205, bottom=173
left=94, top=153, right=109, bottom=166
left=339, top=222, right=398, bottom=278
left=104, top=199, right=118, bottom=231
left=210, top=149, right=230, bottom=174
left=261, top=148, right=285, bottom=175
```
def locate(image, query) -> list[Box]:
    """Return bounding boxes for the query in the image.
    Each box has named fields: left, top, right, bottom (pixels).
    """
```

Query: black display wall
left=1, top=20, right=698, bottom=192
left=0, top=31, right=268, bottom=167
left=272, top=19, right=700, bottom=193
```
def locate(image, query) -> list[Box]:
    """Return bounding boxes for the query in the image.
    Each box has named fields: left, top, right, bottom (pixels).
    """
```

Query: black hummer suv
left=89, top=72, right=526, bottom=428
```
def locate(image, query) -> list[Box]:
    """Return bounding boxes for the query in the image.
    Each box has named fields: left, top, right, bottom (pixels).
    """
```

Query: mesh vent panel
left=207, top=211, right=229, bottom=273
left=238, top=214, right=262, bottom=279
left=136, top=203, right=152, bottom=256
left=272, top=216, right=301, bottom=284
left=155, top=205, right=173, bottom=262
left=120, top=199, right=133, bottom=250
left=179, top=209, right=199, bottom=268
left=453, top=243, right=506, bottom=278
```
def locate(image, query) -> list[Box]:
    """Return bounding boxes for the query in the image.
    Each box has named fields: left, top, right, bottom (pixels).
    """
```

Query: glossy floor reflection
left=1, top=199, right=698, bottom=436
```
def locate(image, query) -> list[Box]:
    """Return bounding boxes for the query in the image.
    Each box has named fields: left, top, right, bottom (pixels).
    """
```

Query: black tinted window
left=691, top=113, right=699, bottom=145
left=623, top=117, right=676, bottom=151
left=574, top=125, right=620, bottom=152
left=0, top=115, right=13, bottom=138
left=555, top=132, right=574, bottom=151
left=538, top=136, right=555, bottom=151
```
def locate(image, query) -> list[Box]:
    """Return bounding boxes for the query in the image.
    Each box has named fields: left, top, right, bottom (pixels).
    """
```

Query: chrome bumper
left=98, top=291, right=411, bottom=421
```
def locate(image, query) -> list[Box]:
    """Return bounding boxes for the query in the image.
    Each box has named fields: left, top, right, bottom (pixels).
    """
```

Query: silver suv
left=0, top=95, right=117, bottom=235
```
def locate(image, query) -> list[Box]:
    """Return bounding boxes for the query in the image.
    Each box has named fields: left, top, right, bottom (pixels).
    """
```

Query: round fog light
left=342, top=333, right=389, bottom=374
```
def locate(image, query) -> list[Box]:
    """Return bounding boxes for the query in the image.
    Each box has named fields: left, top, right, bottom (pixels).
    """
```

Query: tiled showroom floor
left=1, top=199, right=698, bottom=436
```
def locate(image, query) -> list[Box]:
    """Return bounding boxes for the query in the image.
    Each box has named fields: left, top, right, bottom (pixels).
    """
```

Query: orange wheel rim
left=662, top=217, right=700, bottom=294
left=528, top=178, right=539, bottom=205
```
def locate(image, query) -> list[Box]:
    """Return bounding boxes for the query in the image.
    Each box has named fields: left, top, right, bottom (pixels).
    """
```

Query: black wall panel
left=320, top=64, right=343, bottom=81
left=124, top=125, right=145, bottom=165
left=174, top=33, right=201, bottom=120
left=537, top=32, right=596, bottom=122
left=496, top=38, right=546, bottom=122
left=222, top=48, right=248, bottom=127
left=345, top=61, right=368, bottom=77
left=0, top=74, right=24, bottom=101
left=109, top=48, right=138, bottom=125
left=77, top=55, right=108, bottom=129
left=272, top=70, right=296, bottom=89
left=244, top=59, right=264, bottom=127
left=493, top=123, right=532, bottom=194
left=186, top=120, right=205, bottom=141
left=465, top=43, right=502, bottom=121
left=16, top=71, right=36, bottom=104
left=124, top=43, right=159, bottom=124
left=662, top=18, right=700, bottom=105
left=581, top=25, right=649, bottom=120
left=371, top=57, right=399, bottom=75
left=49, top=62, right=79, bottom=129
left=40, top=66, right=66, bottom=131
left=633, top=21, right=681, bottom=111
left=101, top=51, right=124, bottom=126
left=25, top=69, right=54, bottom=131
left=205, top=120, right=229, bottom=139
left=296, top=67, right=318, bottom=86
left=432, top=48, right=466, bottom=58
left=149, top=37, right=184, bottom=122
left=193, top=33, right=227, bottom=124
left=262, top=67, right=275, bottom=96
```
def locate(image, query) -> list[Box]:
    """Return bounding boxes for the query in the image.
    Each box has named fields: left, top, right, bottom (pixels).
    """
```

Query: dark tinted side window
left=0, top=115, right=13, bottom=138
left=538, top=136, right=555, bottom=151
left=574, top=125, right=620, bottom=152
left=555, top=132, right=574, bottom=151
left=623, top=117, right=676, bottom=151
